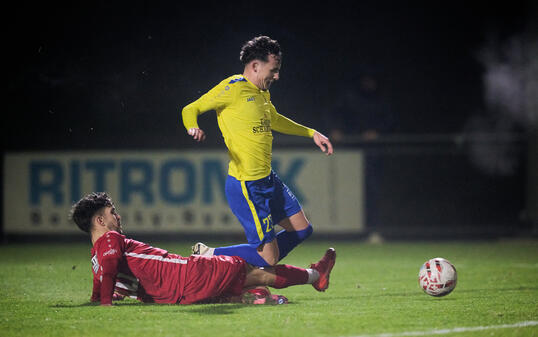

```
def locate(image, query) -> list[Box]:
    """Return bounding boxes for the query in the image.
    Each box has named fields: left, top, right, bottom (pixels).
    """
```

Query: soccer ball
left=418, top=257, right=457, bottom=296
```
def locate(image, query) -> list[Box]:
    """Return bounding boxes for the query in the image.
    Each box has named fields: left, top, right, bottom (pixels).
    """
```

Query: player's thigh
left=181, top=255, right=247, bottom=304
left=270, top=171, right=308, bottom=231
left=225, top=174, right=276, bottom=245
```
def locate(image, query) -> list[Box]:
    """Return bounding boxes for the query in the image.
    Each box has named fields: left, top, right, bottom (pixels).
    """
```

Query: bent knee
left=297, top=223, right=313, bottom=241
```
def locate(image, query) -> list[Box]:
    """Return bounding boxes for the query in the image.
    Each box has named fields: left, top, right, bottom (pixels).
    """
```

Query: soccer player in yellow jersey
left=182, top=36, right=334, bottom=269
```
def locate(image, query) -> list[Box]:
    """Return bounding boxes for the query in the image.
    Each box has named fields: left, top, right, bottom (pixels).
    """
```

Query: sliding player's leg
left=244, top=247, right=336, bottom=292
left=182, top=247, right=336, bottom=305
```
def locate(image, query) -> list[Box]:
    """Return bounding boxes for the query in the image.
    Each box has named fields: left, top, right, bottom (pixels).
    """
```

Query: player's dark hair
left=239, top=36, right=282, bottom=65
left=70, top=192, right=113, bottom=233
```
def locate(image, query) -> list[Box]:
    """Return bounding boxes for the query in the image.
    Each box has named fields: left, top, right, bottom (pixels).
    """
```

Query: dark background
left=5, top=1, right=532, bottom=149
left=4, top=1, right=537, bottom=239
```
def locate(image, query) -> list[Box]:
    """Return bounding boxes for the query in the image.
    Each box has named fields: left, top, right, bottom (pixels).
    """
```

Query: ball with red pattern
left=418, top=257, right=457, bottom=297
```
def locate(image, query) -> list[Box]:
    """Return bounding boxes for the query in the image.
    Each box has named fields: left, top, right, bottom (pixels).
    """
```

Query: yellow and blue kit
left=182, top=75, right=314, bottom=262
left=182, top=75, right=315, bottom=181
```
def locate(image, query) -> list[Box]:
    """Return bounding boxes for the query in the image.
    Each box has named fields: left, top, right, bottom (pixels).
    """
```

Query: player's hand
left=188, top=128, right=206, bottom=142
left=112, top=293, right=125, bottom=301
left=313, top=131, right=334, bottom=155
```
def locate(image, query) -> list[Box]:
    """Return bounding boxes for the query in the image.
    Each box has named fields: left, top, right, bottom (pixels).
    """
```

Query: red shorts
left=180, top=255, right=247, bottom=304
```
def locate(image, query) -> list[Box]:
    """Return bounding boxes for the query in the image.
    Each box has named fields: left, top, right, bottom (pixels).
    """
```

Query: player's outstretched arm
left=270, top=108, right=333, bottom=156
left=313, top=131, right=334, bottom=155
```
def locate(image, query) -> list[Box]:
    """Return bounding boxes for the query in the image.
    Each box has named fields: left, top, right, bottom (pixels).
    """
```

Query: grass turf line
left=0, top=240, right=537, bottom=337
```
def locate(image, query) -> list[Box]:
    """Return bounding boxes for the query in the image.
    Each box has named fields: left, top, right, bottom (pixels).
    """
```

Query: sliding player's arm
left=181, top=80, right=235, bottom=142
left=270, top=104, right=334, bottom=155
left=99, top=254, right=120, bottom=306
left=90, top=275, right=101, bottom=303
left=96, top=232, right=124, bottom=306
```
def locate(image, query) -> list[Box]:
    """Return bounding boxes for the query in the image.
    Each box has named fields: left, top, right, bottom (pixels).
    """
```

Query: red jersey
left=90, top=231, right=188, bottom=305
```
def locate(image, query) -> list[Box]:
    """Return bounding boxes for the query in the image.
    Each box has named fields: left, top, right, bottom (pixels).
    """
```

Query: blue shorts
left=225, top=170, right=302, bottom=246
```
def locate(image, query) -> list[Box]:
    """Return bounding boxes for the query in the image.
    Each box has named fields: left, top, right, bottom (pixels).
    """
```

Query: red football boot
left=310, top=248, right=336, bottom=292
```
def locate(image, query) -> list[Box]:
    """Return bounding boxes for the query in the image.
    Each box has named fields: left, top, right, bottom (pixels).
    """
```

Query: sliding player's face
left=103, top=206, right=123, bottom=234
left=257, top=54, right=281, bottom=90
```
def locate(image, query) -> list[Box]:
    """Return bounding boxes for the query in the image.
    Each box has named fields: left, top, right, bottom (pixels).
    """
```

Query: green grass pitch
left=1, top=239, right=537, bottom=337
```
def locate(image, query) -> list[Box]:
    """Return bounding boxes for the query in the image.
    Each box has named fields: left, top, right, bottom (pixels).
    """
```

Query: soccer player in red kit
left=71, top=192, right=336, bottom=306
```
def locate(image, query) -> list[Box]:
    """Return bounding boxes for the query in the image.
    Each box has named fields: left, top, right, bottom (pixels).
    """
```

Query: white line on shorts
left=348, top=321, right=538, bottom=337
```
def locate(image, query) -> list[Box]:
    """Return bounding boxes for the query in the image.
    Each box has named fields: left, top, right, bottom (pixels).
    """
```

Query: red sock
left=272, top=265, right=309, bottom=289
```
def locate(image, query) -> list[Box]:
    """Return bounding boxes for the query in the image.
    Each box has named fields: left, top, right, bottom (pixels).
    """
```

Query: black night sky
left=5, top=1, right=532, bottom=150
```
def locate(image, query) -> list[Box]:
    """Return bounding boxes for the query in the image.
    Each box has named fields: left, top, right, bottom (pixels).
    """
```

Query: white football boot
left=191, top=242, right=214, bottom=256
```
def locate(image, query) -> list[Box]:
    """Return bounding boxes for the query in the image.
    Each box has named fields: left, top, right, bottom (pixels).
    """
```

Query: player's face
left=103, top=206, right=123, bottom=234
left=257, top=54, right=281, bottom=90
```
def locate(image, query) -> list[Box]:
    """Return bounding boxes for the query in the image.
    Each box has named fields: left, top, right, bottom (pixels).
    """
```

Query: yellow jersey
left=182, top=75, right=315, bottom=180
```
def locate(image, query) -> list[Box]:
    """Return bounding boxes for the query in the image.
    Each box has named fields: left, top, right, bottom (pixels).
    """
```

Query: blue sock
left=214, top=243, right=271, bottom=267
left=276, top=224, right=313, bottom=261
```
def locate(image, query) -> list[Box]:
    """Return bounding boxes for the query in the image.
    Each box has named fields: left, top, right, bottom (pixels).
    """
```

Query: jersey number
left=262, top=215, right=273, bottom=233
